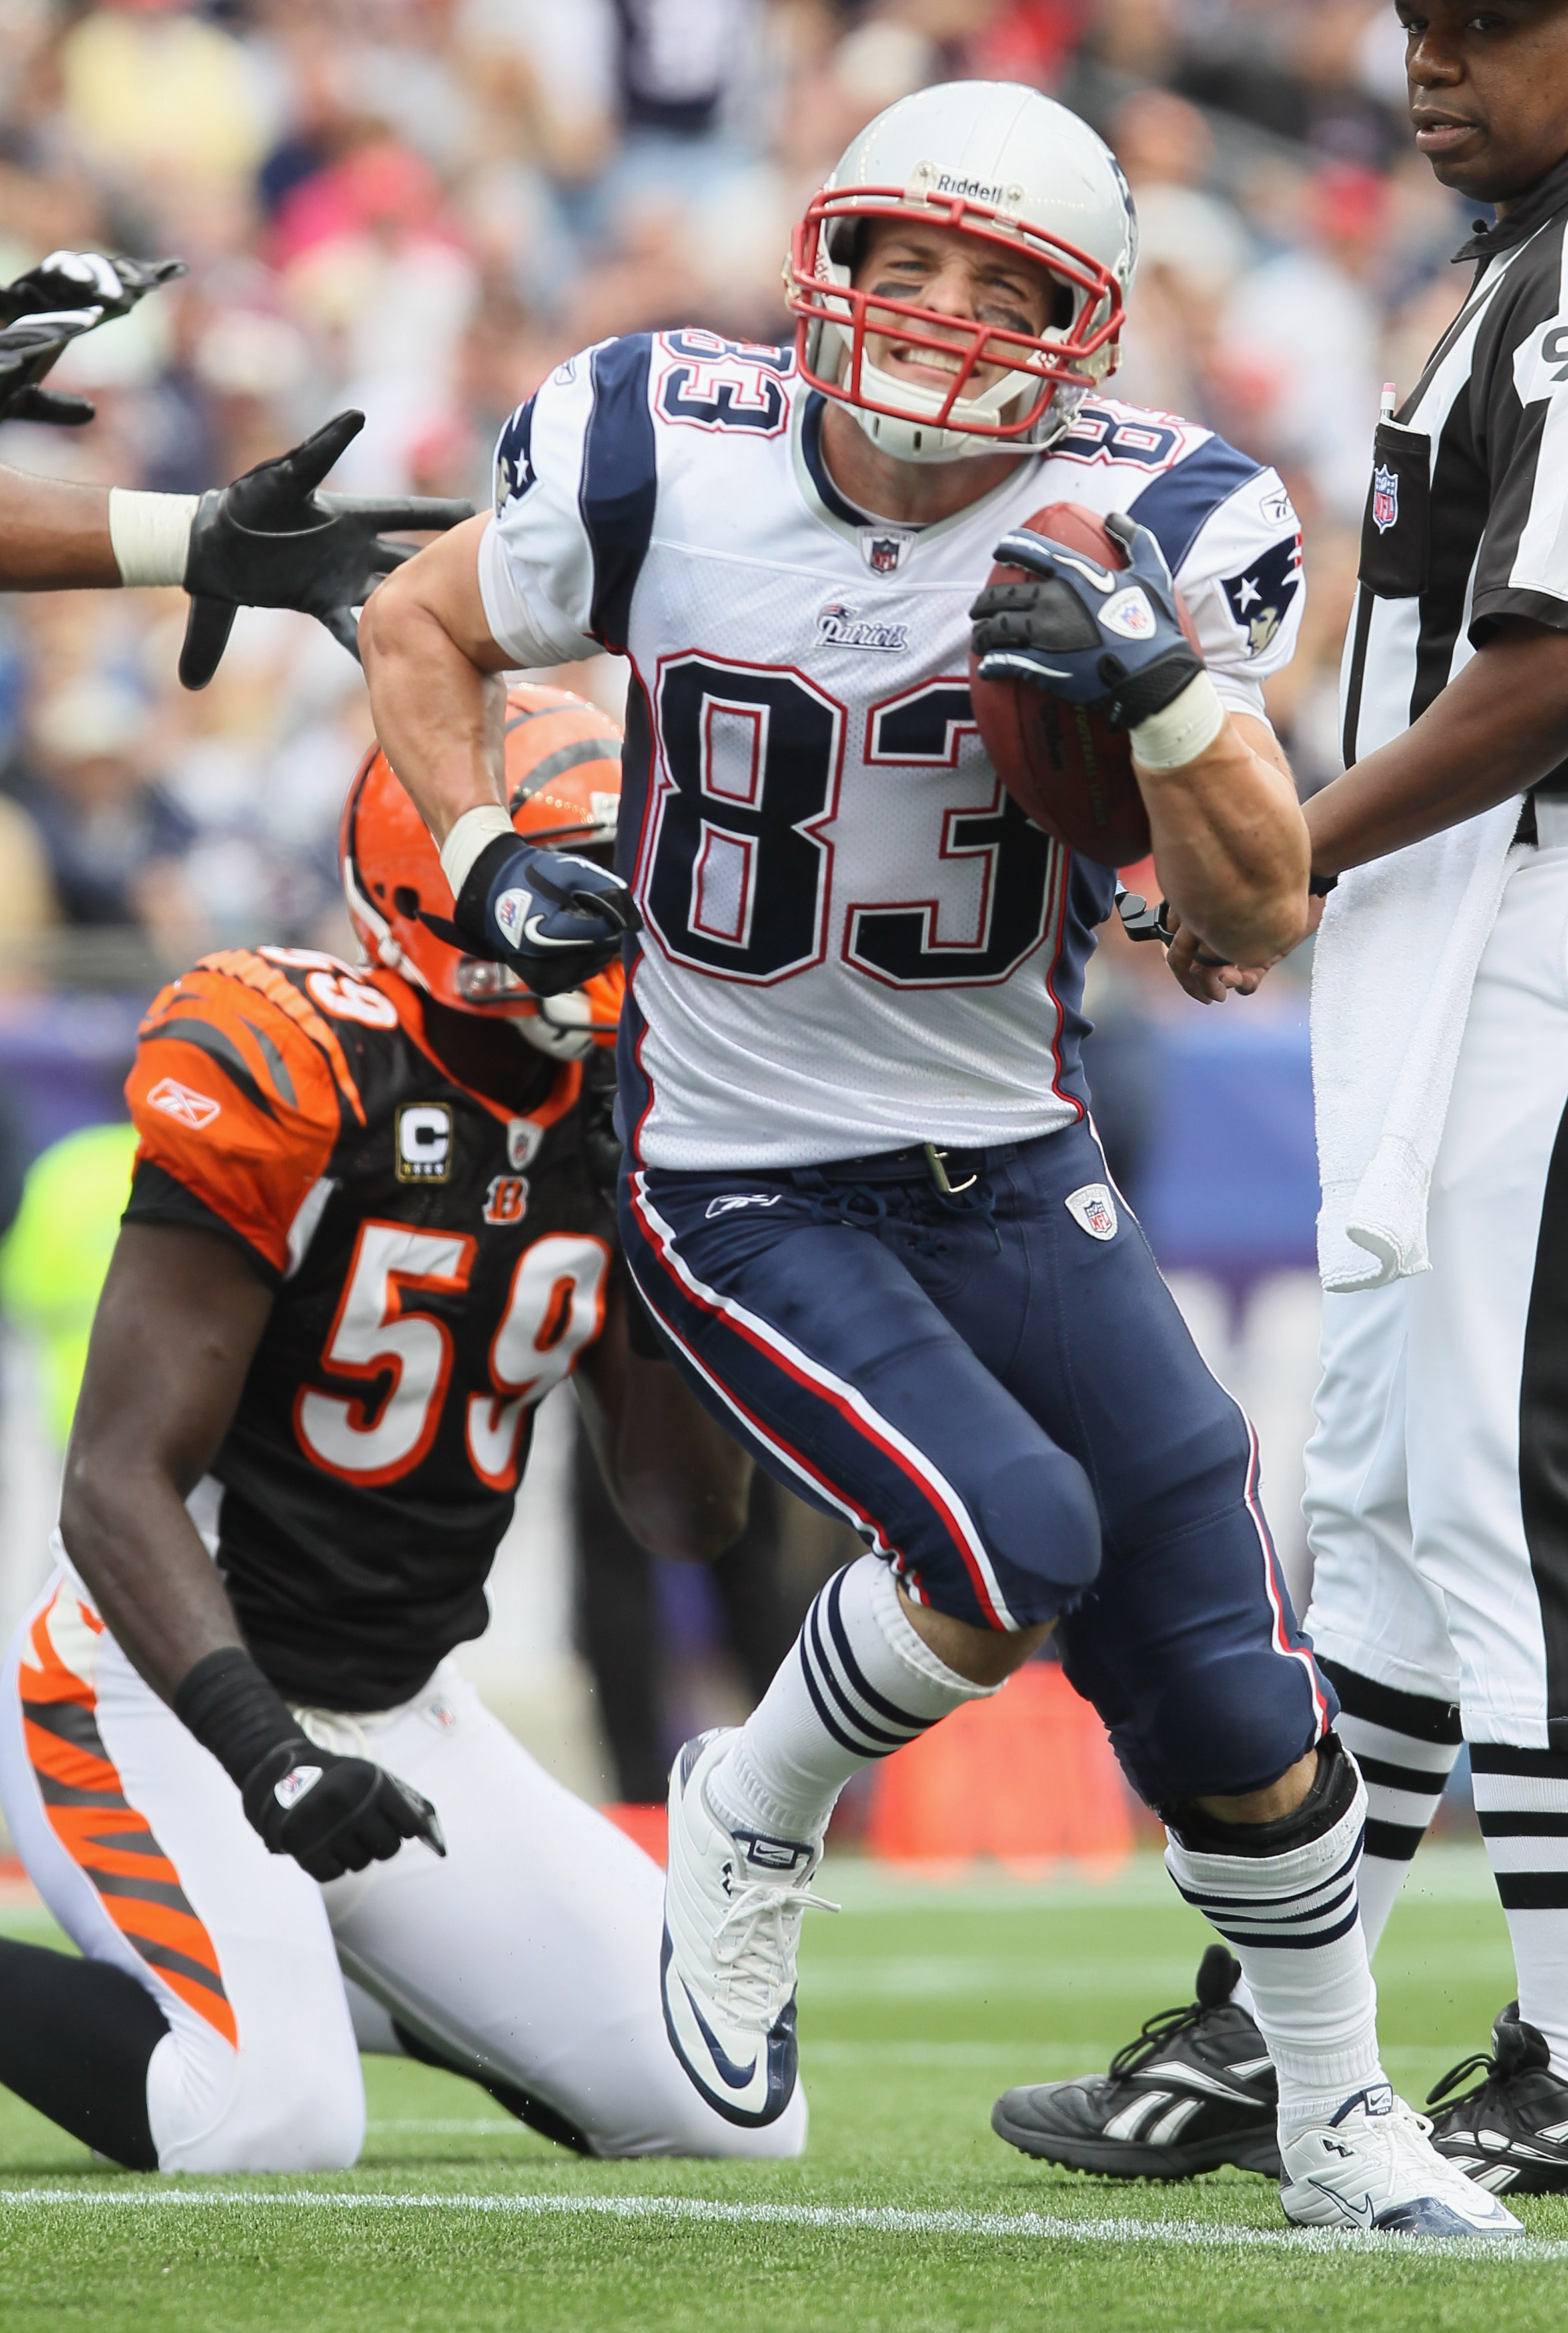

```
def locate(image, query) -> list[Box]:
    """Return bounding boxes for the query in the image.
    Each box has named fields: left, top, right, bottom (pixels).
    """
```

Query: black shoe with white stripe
left=1427, top=2002, right=1568, bottom=2194
left=992, top=1945, right=1280, bottom=2178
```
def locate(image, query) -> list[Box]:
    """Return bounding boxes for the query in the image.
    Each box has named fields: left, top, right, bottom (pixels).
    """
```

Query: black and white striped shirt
left=1341, top=152, right=1568, bottom=771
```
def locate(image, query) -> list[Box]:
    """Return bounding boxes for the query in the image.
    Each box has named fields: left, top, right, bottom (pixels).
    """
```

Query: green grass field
left=2, top=1845, right=1563, bottom=2332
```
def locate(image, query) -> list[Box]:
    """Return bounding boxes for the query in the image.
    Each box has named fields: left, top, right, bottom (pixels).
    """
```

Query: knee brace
left=1164, top=1732, right=1360, bottom=1856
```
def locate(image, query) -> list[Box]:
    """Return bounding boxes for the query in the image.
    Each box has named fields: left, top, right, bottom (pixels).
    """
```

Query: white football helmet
left=786, top=81, right=1138, bottom=463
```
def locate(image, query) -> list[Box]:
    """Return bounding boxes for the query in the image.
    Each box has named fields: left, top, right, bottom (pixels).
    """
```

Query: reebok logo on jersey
left=397, top=1103, right=452, bottom=1182
left=147, top=1076, right=221, bottom=1130
left=705, top=1192, right=783, bottom=1219
left=816, top=601, right=910, bottom=652
left=1065, top=1182, right=1118, bottom=1241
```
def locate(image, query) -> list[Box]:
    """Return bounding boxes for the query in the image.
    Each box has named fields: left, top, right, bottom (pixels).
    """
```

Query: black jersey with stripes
left=121, top=947, right=615, bottom=1710
left=477, top=339, right=1307, bottom=1170
left=1343, top=157, right=1568, bottom=771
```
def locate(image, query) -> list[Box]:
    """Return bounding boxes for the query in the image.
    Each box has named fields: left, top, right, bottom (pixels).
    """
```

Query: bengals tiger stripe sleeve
left=123, top=955, right=351, bottom=1281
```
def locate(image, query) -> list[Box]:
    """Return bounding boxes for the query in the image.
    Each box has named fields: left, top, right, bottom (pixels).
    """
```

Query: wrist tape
left=1129, top=671, right=1227, bottom=772
left=173, top=1646, right=307, bottom=1793
left=107, top=489, right=199, bottom=589
left=438, top=804, right=516, bottom=901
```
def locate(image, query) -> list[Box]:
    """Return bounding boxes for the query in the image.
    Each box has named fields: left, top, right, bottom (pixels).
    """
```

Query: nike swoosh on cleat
left=1309, top=2182, right=1374, bottom=2229
left=682, top=1982, right=758, bottom=2090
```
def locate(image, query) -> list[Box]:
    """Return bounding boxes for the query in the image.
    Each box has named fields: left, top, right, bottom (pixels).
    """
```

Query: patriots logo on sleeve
left=493, top=397, right=537, bottom=515
left=1221, top=533, right=1303, bottom=657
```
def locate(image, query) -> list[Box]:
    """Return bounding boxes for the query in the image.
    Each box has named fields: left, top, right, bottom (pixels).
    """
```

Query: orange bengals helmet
left=341, top=681, right=625, bottom=1053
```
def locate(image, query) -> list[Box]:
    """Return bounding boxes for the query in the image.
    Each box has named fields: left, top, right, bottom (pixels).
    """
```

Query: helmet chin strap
left=834, top=335, right=1085, bottom=465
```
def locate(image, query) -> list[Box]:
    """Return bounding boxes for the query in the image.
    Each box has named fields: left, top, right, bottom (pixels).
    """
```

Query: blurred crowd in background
left=0, top=1, right=1480, bottom=1816
left=0, top=0, right=1470, bottom=986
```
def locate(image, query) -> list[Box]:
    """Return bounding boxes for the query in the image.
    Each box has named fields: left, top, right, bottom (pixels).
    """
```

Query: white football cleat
left=1279, top=2084, right=1524, bottom=2237
left=660, top=1728, right=836, bottom=2126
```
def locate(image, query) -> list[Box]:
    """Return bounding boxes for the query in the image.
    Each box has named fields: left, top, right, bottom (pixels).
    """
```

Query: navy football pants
left=620, top=1121, right=1333, bottom=1804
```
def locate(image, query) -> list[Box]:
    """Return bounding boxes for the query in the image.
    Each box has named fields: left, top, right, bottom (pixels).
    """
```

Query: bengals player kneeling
left=0, top=686, right=806, bottom=2173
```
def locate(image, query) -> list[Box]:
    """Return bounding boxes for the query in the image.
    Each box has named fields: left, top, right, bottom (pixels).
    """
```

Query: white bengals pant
left=0, top=1570, right=808, bottom=2172
left=1305, top=840, right=1568, bottom=1742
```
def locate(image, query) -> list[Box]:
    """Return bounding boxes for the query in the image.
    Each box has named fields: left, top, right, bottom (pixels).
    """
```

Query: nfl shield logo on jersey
left=858, top=525, right=916, bottom=575
left=1065, top=1182, right=1118, bottom=1241
left=1372, top=464, right=1398, bottom=534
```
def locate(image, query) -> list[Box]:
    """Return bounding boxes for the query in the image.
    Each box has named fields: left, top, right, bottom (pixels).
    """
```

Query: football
left=969, top=502, right=1199, bottom=869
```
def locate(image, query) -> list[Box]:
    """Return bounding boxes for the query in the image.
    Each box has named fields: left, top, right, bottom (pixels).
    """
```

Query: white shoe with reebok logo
left=660, top=1729, right=836, bottom=2126
left=1279, top=2084, right=1523, bottom=2236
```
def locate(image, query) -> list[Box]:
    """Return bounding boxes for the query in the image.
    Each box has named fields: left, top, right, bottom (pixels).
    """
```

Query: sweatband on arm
left=172, top=1645, right=305, bottom=1792
left=1129, top=671, right=1227, bottom=771
left=439, top=804, right=517, bottom=899
left=107, top=489, right=200, bottom=588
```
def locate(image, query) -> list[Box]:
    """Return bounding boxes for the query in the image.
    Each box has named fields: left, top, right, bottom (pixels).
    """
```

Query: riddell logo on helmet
left=908, top=162, right=1024, bottom=209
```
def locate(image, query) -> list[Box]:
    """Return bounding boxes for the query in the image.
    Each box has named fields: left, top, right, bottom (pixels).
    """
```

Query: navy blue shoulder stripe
left=1125, top=434, right=1264, bottom=575
left=581, top=335, right=658, bottom=652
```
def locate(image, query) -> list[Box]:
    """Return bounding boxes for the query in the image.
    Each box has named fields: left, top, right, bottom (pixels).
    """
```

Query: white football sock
left=706, top=1556, right=999, bottom=1844
left=1473, top=1746, right=1568, bottom=2076
left=1225, top=1676, right=1460, bottom=2027
left=1166, top=1754, right=1385, bottom=2143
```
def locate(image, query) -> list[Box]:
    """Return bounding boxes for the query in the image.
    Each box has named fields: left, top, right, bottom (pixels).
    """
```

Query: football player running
left=0, top=687, right=807, bottom=2174
left=359, top=84, right=1510, bottom=2234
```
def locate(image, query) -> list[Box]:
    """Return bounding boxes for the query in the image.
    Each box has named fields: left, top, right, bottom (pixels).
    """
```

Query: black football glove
left=0, top=309, right=109, bottom=426
left=970, top=509, right=1203, bottom=729
left=241, top=1738, right=446, bottom=1885
left=434, top=833, right=640, bottom=999
left=179, top=409, right=475, bottom=690
left=0, top=253, right=186, bottom=425
left=0, top=248, right=185, bottom=328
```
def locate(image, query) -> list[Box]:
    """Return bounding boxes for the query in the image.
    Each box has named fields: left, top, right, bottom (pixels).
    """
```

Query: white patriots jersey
left=478, top=332, right=1305, bottom=1170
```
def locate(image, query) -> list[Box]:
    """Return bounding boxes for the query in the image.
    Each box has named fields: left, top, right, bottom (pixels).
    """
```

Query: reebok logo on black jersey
left=396, top=1103, right=452, bottom=1181
left=1221, top=535, right=1302, bottom=657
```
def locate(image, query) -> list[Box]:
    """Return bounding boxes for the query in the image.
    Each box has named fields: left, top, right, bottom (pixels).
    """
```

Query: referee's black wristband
left=172, top=1646, right=307, bottom=1794
left=1308, top=871, right=1338, bottom=898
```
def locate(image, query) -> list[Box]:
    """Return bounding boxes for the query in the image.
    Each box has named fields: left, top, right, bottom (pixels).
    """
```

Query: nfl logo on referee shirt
left=1065, top=1182, right=1118, bottom=1241
left=1371, top=465, right=1398, bottom=534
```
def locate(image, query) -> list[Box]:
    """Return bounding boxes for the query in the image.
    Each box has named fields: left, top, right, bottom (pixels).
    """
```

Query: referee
left=0, top=249, right=469, bottom=685
left=992, top=0, right=1568, bottom=2199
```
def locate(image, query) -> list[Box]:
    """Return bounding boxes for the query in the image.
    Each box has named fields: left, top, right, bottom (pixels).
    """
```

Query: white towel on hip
left=1311, top=796, right=1526, bottom=1291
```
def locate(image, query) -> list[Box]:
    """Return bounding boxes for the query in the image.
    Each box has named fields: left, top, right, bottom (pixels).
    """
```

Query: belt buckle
left=923, top=1141, right=978, bottom=1197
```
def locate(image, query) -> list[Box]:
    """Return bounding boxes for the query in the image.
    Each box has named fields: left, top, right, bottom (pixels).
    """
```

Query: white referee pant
left=0, top=1572, right=808, bottom=2172
left=1304, top=839, right=1568, bottom=1744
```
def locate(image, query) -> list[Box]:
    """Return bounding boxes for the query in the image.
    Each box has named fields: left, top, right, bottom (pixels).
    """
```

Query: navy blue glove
left=970, top=509, right=1203, bottom=729
left=446, top=835, right=640, bottom=999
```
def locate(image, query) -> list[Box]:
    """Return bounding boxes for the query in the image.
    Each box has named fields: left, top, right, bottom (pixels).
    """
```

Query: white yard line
left=0, top=2185, right=1561, bottom=2262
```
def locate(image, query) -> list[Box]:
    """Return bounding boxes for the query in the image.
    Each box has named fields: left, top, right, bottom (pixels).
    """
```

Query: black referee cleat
left=1426, top=2002, right=1568, bottom=2194
left=992, top=1944, right=1280, bottom=2178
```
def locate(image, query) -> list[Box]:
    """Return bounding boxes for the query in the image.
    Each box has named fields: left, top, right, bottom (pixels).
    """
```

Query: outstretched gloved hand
left=0, top=253, right=187, bottom=426
left=179, top=409, right=474, bottom=689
